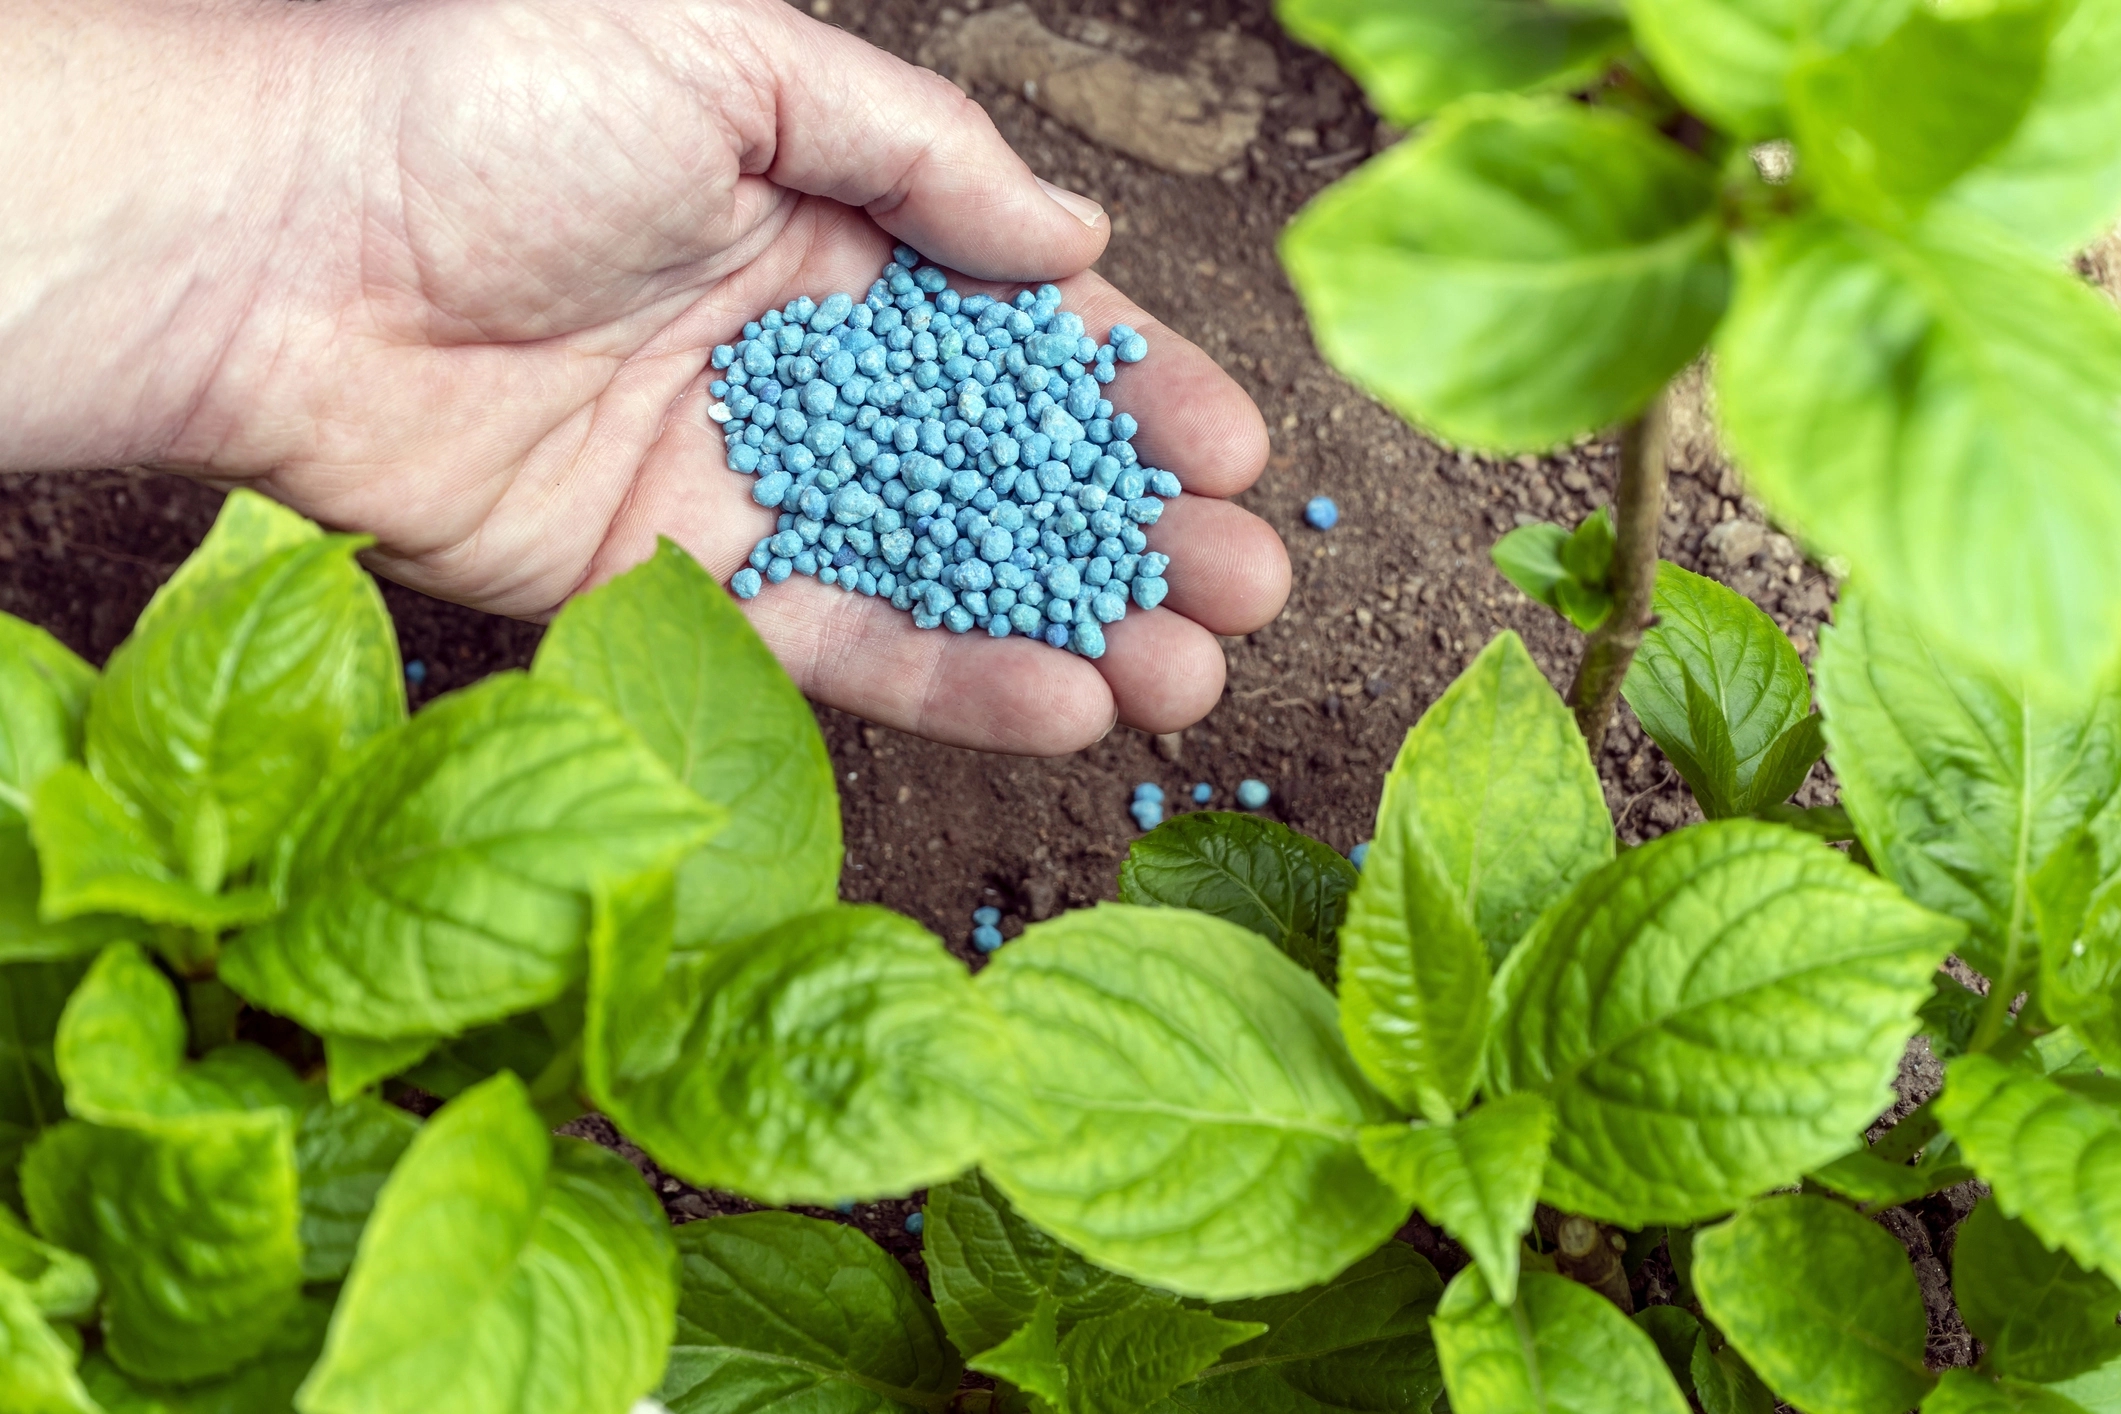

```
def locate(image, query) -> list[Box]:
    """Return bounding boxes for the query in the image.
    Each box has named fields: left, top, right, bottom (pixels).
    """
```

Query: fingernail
left=1096, top=707, right=1120, bottom=744
left=1038, top=178, right=1106, bottom=229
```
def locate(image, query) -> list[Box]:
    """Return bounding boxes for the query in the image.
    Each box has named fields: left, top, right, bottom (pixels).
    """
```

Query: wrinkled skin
left=0, top=0, right=1287, bottom=753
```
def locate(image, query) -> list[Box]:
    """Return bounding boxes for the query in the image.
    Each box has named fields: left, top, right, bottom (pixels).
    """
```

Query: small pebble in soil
left=1237, top=778, right=1271, bottom=810
left=709, top=248, right=1178, bottom=660
left=905, top=1211, right=925, bottom=1236
left=404, top=659, right=427, bottom=685
left=973, top=924, right=1004, bottom=953
left=1304, top=496, right=1339, bottom=530
left=973, top=905, right=1001, bottom=927
left=1192, top=782, right=1213, bottom=804
left=1350, top=840, right=1369, bottom=870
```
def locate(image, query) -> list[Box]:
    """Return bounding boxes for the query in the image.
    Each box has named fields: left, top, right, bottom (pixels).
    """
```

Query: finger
left=1093, top=610, right=1228, bottom=734
left=740, top=575, right=1120, bottom=755
left=1148, top=495, right=1291, bottom=636
left=720, top=0, right=1110, bottom=282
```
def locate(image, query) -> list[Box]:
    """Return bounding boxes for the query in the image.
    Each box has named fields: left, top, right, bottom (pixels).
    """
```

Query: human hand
left=1, top=0, right=1284, bottom=754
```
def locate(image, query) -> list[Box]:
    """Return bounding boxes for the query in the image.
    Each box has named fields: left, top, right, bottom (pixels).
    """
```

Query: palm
left=190, top=0, right=1285, bottom=753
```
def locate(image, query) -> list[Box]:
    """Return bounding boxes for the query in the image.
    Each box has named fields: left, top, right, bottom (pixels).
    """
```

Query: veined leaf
left=0, top=614, right=94, bottom=827
left=1695, top=1195, right=1934, bottom=1414
left=1155, top=1242, right=1444, bottom=1413
left=82, top=1292, right=332, bottom=1414
left=976, top=905, right=1405, bottom=1301
left=1118, top=813, right=1358, bottom=987
left=1277, top=0, right=1628, bottom=126
left=1281, top=95, right=1728, bottom=452
left=657, top=1212, right=961, bottom=1414
left=0, top=1205, right=96, bottom=1322
left=1433, top=1266, right=1690, bottom=1413
left=1922, top=1368, right=2100, bottom=1413
left=221, top=672, right=722, bottom=1039
left=970, top=1297, right=1067, bottom=1410
left=295, top=1096, right=419, bottom=1284
left=1939, top=1055, right=2121, bottom=1289
left=1816, top=585, right=2121, bottom=989
left=0, top=1267, right=98, bottom=1414
left=297, top=1073, right=676, bottom=1414
left=533, top=539, right=840, bottom=953
left=1488, top=820, right=1961, bottom=1226
left=1955, top=1199, right=2121, bottom=1383
left=1491, top=523, right=1572, bottom=609
left=0, top=959, right=85, bottom=1211
left=1049, top=1307, right=1266, bottom=1414
left=2031, top=833, right=2121, bottom=1071
left=0, top=826, right=134, bottom=965
left=1624, top=0, right=1913, bottom=137
left=1358, top=1093, right=1552, bottom=1304
left=321, top=1033, right=436, bottom=1104
left=1622, top=562, right=1816, bottom=817
left=1718, top=216, right=2121, bottom=691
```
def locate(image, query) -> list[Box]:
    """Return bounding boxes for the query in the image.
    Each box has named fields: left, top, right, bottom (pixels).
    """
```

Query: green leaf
left=976, top=904, right=1405, bottom=1301
left=925, top=1170, right=1175, bottom=1364
left=1923, top=1369, right=2100, bottom=1414
left=2048, top=1355, right=2121, bottom=1414
left=1921, top=973, right=1988, bottom=1060
left=28, top=764, right=275, bottom=934
left=1956, top=1199, right=2121, bottom=1383
left=1559, top=506, right=1616, bottom=586
left=400, top=1009, right=585, bottom=1126
left=1357, top=1093, right=1552, bottom=1304
left=0, top=615, right=94, bottom=827
left=297, top=1072, right=676, bottom=1414
left=585, top=874, right=986, bottom=1204
left=1053, top=1307, right=1267, bottom=1414
left=1941, top=0, right=2121, bottom=257
left=1624, top=0, right=1912, bottom=137
left=295, top=1096, right=418, bottom=1284
left=1491, top=523, right=1572, bottom=609
left=1157, top=1243, right=1446, bottom=1413
left=1553, top=575, right=1615, bottom=634
left=320, top=1033, right=435, bottom=1104
left=221, top=672, right=722, bottom=1039
left=534, top=538, right=840, bottom=952
left=1747, top=711, right=1828, bottom=814
left=1340, top=632, right=1609, bottom=1120
left=0, top=1267, right=98, bottom=1414
left=2032, top=833, right=2121, bottom=1071
left=1692, top=1333, right=1777, bottom=1414
left=1118, top=813, right=1359, bottom=986
left=1694, top=1194, right=1936, bottom=1414
left=0, top=826, right=134, bottom=965
left=1788, top=0, right=2057, bottom=229
left=1753, top=802, right=1857, bottom=840
left=128, top=489, right=320, bottom=640
left=1276, top=0, right=1628, bottom=126
left=971, top=1297, right=1069, bottom=1410
left=0, top=959, right=85, bottom=1211
left=1622, top=562, right=1815, bottom=818
left=1432, top=1266, right=1690, bottom=1413
left=1488, top=820, right=1962, bottom=1226
left=657, top=1211, right=960, bottom=1414
left=1808, top=1141, right=1973, bottom=1210
left=81, top=1291, right=332, bottom=1414
left=88, top=527, right=401, bottom=889
left=1939, top=1055, right=2121, bottom=1289
left=1815, top=585, right=2121, bottom=988
left=23, top=1117, right=303, bottom=1384
left=1281, top=95, right=1728, bottom=452
left=0, top=1205, right=97, bottom=1322
left=1718, top=217, right=2121, bottom=691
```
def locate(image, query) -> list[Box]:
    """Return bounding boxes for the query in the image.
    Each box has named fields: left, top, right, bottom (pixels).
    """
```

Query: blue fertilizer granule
left=709, top=248, right=1176, bottom=660
left=404, top=659, right=427, bottom=685
left=973, top=924, right=1004, bottom=953
left=905, top=1212, right=925, bottom=1236
left=1350, top=840, right=1370, bottom=870
left=1236, top=779, right=1270, bottom=810
left=1304, top=497, right=1339, bottom=530
left=973, top=906, right=1001, bottom=927
left=1191, top=782, right=1213, bottom=804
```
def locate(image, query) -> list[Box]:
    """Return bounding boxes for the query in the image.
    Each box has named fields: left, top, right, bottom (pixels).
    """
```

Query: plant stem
left=1568, top=391, right=1671, bottom=747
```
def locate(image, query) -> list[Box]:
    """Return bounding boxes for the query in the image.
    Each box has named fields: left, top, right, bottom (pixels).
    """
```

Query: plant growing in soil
left=1277, top=0, right=2121, bottom=724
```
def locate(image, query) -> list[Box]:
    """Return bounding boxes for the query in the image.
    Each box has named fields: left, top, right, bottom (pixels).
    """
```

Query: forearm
left=0, top=0, right=347, bottom=471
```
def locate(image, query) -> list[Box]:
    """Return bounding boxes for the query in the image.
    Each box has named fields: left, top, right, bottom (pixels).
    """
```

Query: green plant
left=1277, top=0, right=2121, bottom=714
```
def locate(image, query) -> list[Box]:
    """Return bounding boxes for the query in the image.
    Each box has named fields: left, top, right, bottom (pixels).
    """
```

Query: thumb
left=719, top=0, right=1109, bottom=282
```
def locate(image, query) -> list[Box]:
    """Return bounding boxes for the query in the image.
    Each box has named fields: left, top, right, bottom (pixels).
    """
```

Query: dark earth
left=2, top=0, right=2022, bottom=1392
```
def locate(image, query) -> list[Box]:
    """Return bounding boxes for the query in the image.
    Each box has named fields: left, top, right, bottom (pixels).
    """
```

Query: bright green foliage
left=294, top=1096, right=419, bottom=1283
left=0, top=614, right=94, bottom=827
left=320, top=1032, right=435, bottom=1104
left=1808, top=1139, right=1972, bottom=1211
left=657, top=1212, right=961, bottom=1414
left=1717, top=218, right=2121, bottom=692
left=81, top=1293, right=332, bottom=1414
left=586, top=877, right=988, bottom=1204
left=1357, top=1093, right=1552, bottom=1303
left=1432, top=1266, right=1690, bottom=1413
left=1623, top=0, right=1913, bottom=137
left=1118, top=813, right=1359, bottom=986
left=1690, top=1327, right=1777, bottom=1414
left=1281, top=95, right=1728, bottom=452
left=1622, top=562, right=1823, bottom=818
left=0, top=1204, right=96, bottom=1320
left=1277, top=0, right=1628, bottom=126
left=298, top=1073, right=676, bottom=1414
left=1157, top=1244, right=1446, bottom=1413
left=1695, top=1195, right=1935, bottom=1414
left=1340, top=632, right=1608, bottom=1120
left=221, top=671, right=721, bottom=1039
left=1041, top=1307, right=1267, bottom=1414
left=2029, top=832, right=2121, bottom=1071
left=977, top=905, right=1405, bottom=1301
left=1816, top=586, right=2121, bottom=989
left=1940, top=1056, right=2121, bottom=1289
left=533, top=539, right=841, bottom=952
left=0, top=959, right=83, bottom=1210
left=1491, top=509, right=1616, bottom=632
left=400, top=1007, right=586, bottom=1126
left=0, top=826, right=133, bottom=965
left=1922, top=1368, right=2103, bottom=1414
left=0, top=1266, right=98, bottom=1414
left=1955, top=1200, right=2121, bottom=1383
left=1488, top=821, right=1960, bottom=1225
left=969, top=1297, right=1067, bottom=1407
left=86, top=509, right=401, bottom=892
